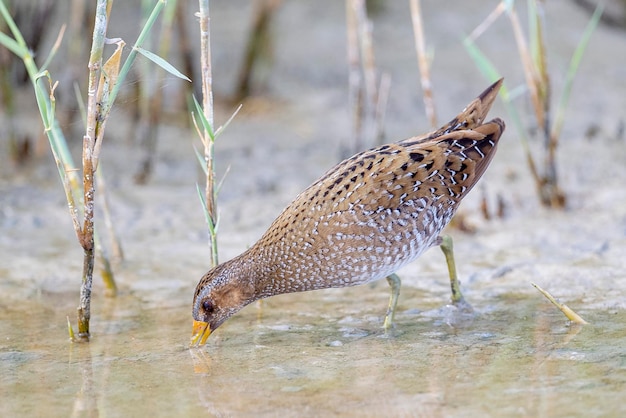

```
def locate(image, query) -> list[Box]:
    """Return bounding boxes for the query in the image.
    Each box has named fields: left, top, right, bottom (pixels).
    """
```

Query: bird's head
left=190, top=259, right=256, bottom=346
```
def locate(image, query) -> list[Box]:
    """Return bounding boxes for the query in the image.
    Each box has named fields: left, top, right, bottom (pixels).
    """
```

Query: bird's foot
left=449, top=296, right=474, bottom=314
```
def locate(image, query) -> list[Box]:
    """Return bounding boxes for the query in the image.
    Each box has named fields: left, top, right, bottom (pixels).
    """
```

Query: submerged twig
left=532, top=282, right=589, bottom=325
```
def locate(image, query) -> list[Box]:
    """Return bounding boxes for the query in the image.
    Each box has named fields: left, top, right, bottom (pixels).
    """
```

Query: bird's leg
left=383, top=273, right=401, bottom=329
left=438, top=235, right=473, bottom=311
left=255, top=299, right=264, bottom=321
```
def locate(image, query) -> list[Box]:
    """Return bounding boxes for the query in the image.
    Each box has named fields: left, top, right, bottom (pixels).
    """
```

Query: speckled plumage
left=191, top=79, right=505, bottom=345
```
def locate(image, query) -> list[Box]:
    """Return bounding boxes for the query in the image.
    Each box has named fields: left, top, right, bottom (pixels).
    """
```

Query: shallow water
left=2, top=290, right=626, bottom=417
left=2, top=0, right=626, bottom=416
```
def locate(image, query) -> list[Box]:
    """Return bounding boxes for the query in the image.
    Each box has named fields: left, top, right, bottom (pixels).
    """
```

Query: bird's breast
left=255, top=195, right=455, bottom=296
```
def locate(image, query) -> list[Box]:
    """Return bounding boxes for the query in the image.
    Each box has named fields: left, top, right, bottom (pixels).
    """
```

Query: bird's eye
left=202, top=299, right=214, bottom=313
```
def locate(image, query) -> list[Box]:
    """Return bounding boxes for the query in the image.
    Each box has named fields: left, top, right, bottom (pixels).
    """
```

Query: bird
left=191, top=79, right=505, bottom=346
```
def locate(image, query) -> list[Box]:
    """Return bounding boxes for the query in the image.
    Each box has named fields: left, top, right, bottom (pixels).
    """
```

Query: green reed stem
left=0, top=0, right=168, bottom=341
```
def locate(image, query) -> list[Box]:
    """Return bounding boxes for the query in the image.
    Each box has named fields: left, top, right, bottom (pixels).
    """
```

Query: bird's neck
left=242, top=244, right=330, bottom=300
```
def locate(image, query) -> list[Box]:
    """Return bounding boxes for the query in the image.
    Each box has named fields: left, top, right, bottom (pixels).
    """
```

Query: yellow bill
left=190, top=320, right=211, bottom=347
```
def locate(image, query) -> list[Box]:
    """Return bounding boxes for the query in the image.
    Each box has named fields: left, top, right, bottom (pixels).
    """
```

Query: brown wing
left=256, top=80, right=504, bottom=264
left=310, top=118, right=504, bottom=213
left=260, top=117, right=504, bottom=242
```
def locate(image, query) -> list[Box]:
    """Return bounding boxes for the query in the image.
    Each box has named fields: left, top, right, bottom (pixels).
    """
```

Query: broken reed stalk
left=532, top=283, right=588, bottom=324
left=198, top=0, right=219, bottom=269
left=409, top=0, right=437, bottom=129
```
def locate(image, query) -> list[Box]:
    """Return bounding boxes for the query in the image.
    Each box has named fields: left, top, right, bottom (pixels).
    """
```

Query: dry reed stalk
left=198, top=1, right=213, bottom=129
left=68, top=0, right=87, bottom=60
left=466, top=2, right=505, bottom=43
left=375, top=72, right=391, bottom=144
left=95, top=233, right=117, bottom=298
left=73, top=66, right=120, bottom=294
left=356, top=0, right=378, bottom=148
left=346, top=0, right=386, bottom=152
left=465, top=0, right=600, bottom=209
left=176, top=0, right=198, bottom=100
left=96, top=167, right=124, bottom=263
left=134, top=1, right=177, bottom=184
left=73, top=0, right=114, bottom=340
left=355, top=0, right=377, bottom=126
left=58, top=0, right=90, bottom=132
left=234, top=0, right=281, bottom=101
left=508, top=2, right=567, bottom=207
left=507, top=6, right=546, bottom=141
left=197, top=0, right=219, bottom=268
left=409, top=0, right=437, bottom=129
left=346, top=0, right=364, bottom=151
